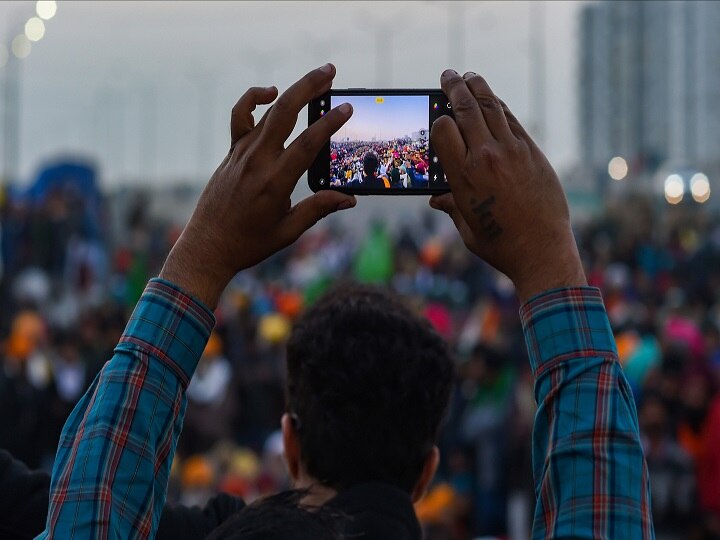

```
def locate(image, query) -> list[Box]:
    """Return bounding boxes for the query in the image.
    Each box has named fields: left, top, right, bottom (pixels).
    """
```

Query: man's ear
left=281, top=413, right=301, bottom=482
left=411, top=445, right=440, bottom=503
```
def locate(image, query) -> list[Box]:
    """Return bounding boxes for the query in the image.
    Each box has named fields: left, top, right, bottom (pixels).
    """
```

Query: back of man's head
left=286, top=283, right=453, bottom=493
left=362, top=152, right=379, bottom=176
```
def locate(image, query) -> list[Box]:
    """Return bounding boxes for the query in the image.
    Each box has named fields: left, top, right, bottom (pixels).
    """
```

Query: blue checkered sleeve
left=521, top=287, right=654, bottom=539
left=38, top=278, right=215, bottom=540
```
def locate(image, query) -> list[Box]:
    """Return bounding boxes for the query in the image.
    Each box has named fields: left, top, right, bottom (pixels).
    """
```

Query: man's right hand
left=160, top=63, right=356, bottom=309
left=429, top=70, right=586, bottom=302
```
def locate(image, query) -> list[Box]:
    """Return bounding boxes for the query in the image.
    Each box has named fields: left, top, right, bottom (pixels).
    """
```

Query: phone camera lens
left=319, top=178, right=326, bottom=185
left=433, top=156, right=439, bottom=163
left=320, top=100, right=326, bottom=107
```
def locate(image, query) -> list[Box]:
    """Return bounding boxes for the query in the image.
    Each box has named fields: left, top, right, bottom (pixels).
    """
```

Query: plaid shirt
left=39, top=281, right=654, bottom=539
left=38, top=279, right=215, bottom=540
left=521, top=287, right=654, bottom=539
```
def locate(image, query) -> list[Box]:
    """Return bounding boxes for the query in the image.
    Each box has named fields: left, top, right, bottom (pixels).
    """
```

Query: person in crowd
left=36, top=64, right=653, bottom=540
left=638, top=392, right=698, bottom=539
left=360, top=152, right=388, bottom=189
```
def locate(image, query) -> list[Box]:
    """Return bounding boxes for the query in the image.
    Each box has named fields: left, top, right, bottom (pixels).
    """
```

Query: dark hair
left=362, top=152, right=378, bottom=176
left=286, top=283, right=453, bottom=492
left=206, top=490, right=345, bottom=540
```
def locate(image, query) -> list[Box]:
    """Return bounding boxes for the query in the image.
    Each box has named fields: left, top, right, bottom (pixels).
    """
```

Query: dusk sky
left=0, top=1, right=584, bottom=191
left=331, top=95, right=428, bottom=142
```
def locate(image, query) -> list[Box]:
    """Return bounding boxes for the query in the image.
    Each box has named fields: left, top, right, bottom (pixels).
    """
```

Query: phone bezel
left=307, top=89, right=451, bottom=195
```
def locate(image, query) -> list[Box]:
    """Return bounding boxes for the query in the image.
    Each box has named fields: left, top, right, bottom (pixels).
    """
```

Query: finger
left=462, top=72, right=514, bottom=143
left=498, top=99, right=531, bottom=141
left=440, top=69, right=492, bottom=147
left=430, top=115, right=466, bottom=187
left=230, top=86, right=278, bottom=145
left=279, top=102, right=353, bottom=188
left=429, top=194, right=476, bottom=247
left=281, top=191, right=357, bottom=246
left=429, top=193, right=458, bottom=214
left=260, top=63, right=336, bottom=149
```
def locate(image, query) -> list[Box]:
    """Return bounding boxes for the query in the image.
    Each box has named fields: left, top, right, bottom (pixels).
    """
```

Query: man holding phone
left=39, top=64, right=654, bottom=539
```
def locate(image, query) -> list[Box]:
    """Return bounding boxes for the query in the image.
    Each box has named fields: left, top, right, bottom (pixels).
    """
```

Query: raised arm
left=39, top=64, right=357, bottom=540
left=429, top=70, right=654, bottom=538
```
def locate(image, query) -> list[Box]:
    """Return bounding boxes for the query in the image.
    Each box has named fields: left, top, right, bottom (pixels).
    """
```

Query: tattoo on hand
left=470, top=196, right=503, bottom=240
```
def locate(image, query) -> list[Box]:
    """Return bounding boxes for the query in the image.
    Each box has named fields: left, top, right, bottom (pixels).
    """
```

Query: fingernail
left=320, top=63, right=333, bottom=74
left=463, top=71, right=476, bottom=78
left=442, top=69, right=458, bottom=78
left=338, top=103, right=352, bottom=115
left=337, top=199, right=354, bottom=211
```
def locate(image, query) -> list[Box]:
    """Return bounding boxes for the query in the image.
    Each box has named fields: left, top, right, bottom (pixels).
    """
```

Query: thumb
left=282, top=191, right=357, bottom=243
left=430, top=115, right=466, bottom=185
left=429, top=193, right=471, bottom=239
left=429, top=193, right=458, bottom=215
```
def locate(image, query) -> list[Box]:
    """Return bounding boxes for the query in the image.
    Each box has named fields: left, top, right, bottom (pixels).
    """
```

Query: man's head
left=362, top=152, right=379, bottom=177
left=282, top=283, right=453, bottom=501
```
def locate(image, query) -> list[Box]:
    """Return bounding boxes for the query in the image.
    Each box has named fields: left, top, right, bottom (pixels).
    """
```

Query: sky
left=330, top=95, right=428, bottom=142
left=0, top=1, right=585, bottom=191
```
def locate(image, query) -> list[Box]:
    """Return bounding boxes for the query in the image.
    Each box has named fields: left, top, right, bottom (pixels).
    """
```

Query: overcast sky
left=0, top=1, right=584, bottom=190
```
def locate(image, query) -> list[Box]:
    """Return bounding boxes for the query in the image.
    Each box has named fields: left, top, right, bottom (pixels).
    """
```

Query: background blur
left=1, top=2, right=719, bottom=539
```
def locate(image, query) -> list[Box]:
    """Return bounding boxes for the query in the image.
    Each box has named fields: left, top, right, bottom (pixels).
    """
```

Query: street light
left=2, top=2, right=57, bottom=185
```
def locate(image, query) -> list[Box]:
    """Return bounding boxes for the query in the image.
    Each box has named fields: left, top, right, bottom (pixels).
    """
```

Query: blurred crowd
left=1, top=183, right=720, bottom=540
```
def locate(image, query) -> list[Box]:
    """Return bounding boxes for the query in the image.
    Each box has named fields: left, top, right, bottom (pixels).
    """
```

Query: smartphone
left=308, top=89, right=452, bottom=195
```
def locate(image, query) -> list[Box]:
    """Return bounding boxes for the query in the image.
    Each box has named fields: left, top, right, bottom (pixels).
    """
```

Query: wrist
left=511, top=232, right=587, bottom=303
left=159, top=237, right=232, bottom=310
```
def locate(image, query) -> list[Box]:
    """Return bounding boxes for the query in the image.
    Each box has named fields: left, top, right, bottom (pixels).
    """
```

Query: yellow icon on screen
left=375, top=97, right=384, bottom=104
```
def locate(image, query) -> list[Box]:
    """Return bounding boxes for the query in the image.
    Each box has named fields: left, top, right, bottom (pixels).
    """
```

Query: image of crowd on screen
left=330, top=137, right=429, bottom=189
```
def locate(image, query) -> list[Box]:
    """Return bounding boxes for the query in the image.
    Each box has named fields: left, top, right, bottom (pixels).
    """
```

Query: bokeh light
left=25, top=17, right=46, bottom=42
left=608, top=156, right=628, bottom=181
left=11, top=34, right=32, bottom=59
left=664, top=174, right=684, bottom=204
left=36, top=1, right=57, bottom=20
left=690, top=173, right=711, bottom=203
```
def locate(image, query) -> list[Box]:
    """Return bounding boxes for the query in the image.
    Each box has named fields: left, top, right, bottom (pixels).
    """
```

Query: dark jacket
left=325, top=482, right=421, bottom=539
left=0, top=449, right=245, bottom=540
left=362, top=174, right=387, bottom=190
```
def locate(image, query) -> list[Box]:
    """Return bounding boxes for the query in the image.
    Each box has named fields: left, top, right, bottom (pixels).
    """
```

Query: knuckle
left=242, top=149, right=263, bottom=171
left=452, top=96, right=479, bottom=115
left=478, top=143, right=499, bottom=161
left=506, top=138, right=526, bottom=156
left=272, top=97, right=292, bottom=115
left=476, top=95, right=500, bottom=111
left=296, top=131, right=316, bottom=154
left=472, top=144, right=502, bottom=170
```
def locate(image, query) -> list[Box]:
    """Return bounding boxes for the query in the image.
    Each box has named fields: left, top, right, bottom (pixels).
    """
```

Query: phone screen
left=308, top=90, right=451, bottom=194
